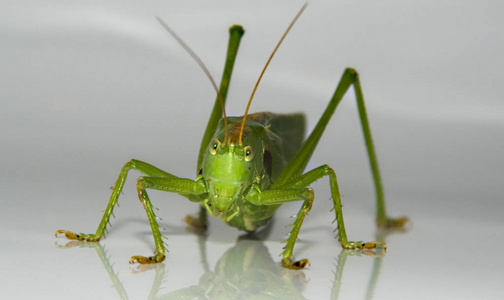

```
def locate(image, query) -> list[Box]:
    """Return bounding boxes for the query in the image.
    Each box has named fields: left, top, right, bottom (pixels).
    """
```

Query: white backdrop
left=1, top=1, right=503, bottom=299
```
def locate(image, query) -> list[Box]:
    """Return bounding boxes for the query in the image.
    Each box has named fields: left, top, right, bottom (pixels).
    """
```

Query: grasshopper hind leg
left=275, top=68, right=409, bottom=231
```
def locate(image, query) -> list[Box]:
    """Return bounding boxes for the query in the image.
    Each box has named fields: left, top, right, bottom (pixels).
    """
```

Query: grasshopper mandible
left=56, top=4, right=408, bottom=269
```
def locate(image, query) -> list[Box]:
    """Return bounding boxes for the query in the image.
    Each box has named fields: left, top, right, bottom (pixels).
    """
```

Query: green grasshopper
left=56, top=4, right=407, bottom=269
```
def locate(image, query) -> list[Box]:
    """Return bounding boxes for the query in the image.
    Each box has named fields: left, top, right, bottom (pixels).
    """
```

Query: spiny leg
left=55, top=159, right=178, bottom=242
left=287, top=166, right=386, bottom=265
left=322, top=165, right=386, bottom=250
left=245, top=188, right=313, bottom=269
left=251, top=165, right=386, bottom=269
left=128, top=176, right=207, bottom=264
left=129, top=177, right=166, bottom=264
left=287, top=164, right=386, bottom=250
left=282, top=191, right=313, bottom=269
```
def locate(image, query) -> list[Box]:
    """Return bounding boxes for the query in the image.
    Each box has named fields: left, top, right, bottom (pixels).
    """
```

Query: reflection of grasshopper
left=332, top=228, right=403, bottom=300
left=56, top=227, right=400, bottom=299
left=166, top=236, right=308, bottom=300
left=56, top=241, right=131, bottom=300
left=56, top=235, right=307, bottom=300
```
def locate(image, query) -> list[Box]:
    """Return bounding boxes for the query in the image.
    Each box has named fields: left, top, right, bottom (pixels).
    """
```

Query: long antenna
left=156, top=17, right=228, bottom=145
left=238, top=3, right=308, bottom=145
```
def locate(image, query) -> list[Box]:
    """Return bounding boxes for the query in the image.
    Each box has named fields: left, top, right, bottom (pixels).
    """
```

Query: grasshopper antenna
left=157, top=17, right=229, bottom=145
left=238, top=3, right=308, bottom=145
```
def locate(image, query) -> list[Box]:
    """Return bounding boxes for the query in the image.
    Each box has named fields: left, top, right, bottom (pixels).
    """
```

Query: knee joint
left=304, top=188, right=314, bottom=213
left=136, top=177, right=147, bottom=204
left=136, top=177, right=145, bottom=189
left=321, top=164, right=334, bottom=175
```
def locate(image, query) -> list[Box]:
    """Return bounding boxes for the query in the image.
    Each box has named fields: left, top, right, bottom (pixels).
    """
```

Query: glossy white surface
left=1, top=1, right=503, bottom=299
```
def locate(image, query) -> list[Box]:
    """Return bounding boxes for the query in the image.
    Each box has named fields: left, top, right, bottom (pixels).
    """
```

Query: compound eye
left=243, top=145, right=254, bottom=162
left=209, top=139, right=221, bottom=155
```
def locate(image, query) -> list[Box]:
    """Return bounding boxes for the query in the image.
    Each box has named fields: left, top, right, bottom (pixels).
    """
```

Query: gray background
left=1, top=0, right=503, bottom=299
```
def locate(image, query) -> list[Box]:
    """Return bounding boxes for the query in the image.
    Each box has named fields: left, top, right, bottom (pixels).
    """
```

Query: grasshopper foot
left=378, top=216, right=410, bottom=229
left=129, top=254, right=165, bottom=264
left=282, top=257, right=311, bottom=270
left=342, top=240, right=387, bottom=251
left=55, top=230, right=101, bottom=242
left=360, top=241, right=387, bottom=250
left=184, top=214, right=208, bottom=235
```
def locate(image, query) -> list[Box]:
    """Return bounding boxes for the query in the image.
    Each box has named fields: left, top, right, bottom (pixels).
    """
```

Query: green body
left=56, top=22, right=407, bottom=269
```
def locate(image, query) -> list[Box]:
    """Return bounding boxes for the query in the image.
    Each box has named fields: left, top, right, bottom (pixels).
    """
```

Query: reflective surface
left=1, top=1, right=503, bottom=299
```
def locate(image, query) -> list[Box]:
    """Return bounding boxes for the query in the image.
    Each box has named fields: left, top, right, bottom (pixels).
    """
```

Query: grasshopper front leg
left=247, top=164, right=385, bottom=269
left=56, top=159, right=206, bottom=264
left=56, top=160, right=176, bottom=242
left=129, top=175, right=206, bottom=263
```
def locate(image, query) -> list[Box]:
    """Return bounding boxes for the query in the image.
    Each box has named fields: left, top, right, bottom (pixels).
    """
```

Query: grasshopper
left=56, top=4, right=408, bottom=269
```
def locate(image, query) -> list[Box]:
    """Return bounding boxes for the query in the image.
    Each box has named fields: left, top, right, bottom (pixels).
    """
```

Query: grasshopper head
left=201, top=119, right=270, bottom=219
left=202, top=139, right=257, bottom=216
